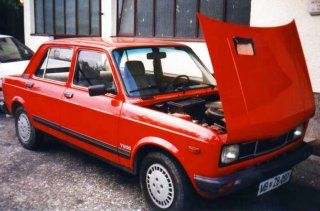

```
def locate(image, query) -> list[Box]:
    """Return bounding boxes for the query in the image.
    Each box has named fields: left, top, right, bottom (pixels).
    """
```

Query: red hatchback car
left=2, top=15, right=315, bottom=210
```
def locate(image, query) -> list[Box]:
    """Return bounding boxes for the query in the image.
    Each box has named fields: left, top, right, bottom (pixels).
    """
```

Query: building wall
left=250, top=0, right=320, bottom=93
left=101, top=0, right=117, bottom=38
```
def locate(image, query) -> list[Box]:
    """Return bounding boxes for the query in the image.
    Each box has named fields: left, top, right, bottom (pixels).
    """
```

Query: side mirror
left=88, top=84, right=116, bottom=96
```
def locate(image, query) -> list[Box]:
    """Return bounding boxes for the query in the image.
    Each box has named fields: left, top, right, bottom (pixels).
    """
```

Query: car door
left=60, top=49, right=122, bottom=163
left=27, top=47, right=73, bottom=130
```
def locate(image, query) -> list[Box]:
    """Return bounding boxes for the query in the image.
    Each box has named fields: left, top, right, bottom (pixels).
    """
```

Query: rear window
left=34, top=48, right=73, bottom=83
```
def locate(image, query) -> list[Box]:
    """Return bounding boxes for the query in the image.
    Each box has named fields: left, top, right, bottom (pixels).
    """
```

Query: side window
left=73, top=50, right=115, bottom=90
left=34, top=48, right=73, bottom=83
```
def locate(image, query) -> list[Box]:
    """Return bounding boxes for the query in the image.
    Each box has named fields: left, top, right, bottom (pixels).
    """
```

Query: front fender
left=131, top=136, right=181, bottom=172
left=133, top=135, right=179, bottom=152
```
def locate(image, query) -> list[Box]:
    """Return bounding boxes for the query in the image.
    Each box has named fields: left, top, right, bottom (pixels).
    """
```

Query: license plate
left=257, top=170, right=292, bottom=196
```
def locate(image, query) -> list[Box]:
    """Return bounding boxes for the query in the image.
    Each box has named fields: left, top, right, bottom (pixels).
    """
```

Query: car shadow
left=192, top=183, right=320, bottom=210
left=37, top=135, right=320, bottom=211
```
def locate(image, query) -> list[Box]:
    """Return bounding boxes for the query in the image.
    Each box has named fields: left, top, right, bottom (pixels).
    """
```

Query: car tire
left=14, top=107, right=41, bottom=150
left=140, top=152, right=193, bottom=211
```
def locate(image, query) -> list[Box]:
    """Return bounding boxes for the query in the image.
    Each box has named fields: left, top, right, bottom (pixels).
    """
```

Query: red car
left=2, top=15, right=315, bottom=210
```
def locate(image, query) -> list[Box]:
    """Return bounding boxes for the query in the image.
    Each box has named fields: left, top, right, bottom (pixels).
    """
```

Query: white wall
left=251, top=0, right=320, bottom=93
left=24, top=0, right=52, bottom=51
left=101, top=0, right=117, bottom=38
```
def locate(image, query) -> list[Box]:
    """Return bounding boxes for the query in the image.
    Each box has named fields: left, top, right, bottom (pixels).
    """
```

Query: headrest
left=125, top=61, right=145, bottom=76
left=78, top=61, right=99, bottom=79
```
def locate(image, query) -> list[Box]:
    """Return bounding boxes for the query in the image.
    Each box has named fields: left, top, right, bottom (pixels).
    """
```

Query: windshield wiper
left=130, top=85, right=159, bottom=93
left=175, top=83, right=215, bottom=93
left=200, top=83, right=215, bottom=88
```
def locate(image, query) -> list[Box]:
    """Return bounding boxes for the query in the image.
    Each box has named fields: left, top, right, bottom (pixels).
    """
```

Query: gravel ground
left=1, top=114, right=320, bottom=210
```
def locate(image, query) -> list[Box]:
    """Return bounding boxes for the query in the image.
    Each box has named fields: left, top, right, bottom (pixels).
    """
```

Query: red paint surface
left=198, top=14, right=315, bottom=142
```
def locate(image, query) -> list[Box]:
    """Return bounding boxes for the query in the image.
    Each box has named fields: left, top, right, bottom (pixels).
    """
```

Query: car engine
left=151, top=96, right=226, bottom=133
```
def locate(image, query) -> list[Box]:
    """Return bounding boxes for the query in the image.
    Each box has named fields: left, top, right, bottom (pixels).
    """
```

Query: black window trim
left=116, top=0, right=229, bottom=40
left=33, top=0, right=102, bottom=37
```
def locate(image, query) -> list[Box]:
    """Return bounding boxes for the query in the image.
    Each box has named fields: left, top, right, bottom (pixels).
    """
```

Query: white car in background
left=0, top=35, right=33, bottom=112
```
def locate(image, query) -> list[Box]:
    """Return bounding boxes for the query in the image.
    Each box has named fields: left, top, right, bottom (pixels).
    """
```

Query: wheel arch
left=11, top=97, right=26, bottom=116
left=131, top=137, right=185, bottom=176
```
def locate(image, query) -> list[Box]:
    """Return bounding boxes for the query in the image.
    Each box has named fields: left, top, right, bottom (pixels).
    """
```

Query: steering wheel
left=165, top=75, right=190, bottom=91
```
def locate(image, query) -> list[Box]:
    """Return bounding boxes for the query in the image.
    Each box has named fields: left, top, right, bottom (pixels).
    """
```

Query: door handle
left=64, top=91, right=73, bottom=98
left=25, top=82, right=34, bottom=88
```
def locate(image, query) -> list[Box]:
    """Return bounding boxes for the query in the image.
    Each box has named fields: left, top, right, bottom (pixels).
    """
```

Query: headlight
left=293, top=124, right=304, bottom=140
left=221, top=144, right=239, bottom=164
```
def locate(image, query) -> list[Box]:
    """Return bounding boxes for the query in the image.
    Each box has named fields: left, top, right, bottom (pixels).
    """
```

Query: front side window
left=73, top=50, right=115, bottom=91
left=34, top=48, right=73, bottom=83
left=113, top=46, right=216, bottom=97
left=0, top=37, right=33, bottom=63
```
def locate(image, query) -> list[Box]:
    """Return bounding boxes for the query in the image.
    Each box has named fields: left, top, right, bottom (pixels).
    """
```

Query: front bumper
left=194, top=142, right=313, bottom=197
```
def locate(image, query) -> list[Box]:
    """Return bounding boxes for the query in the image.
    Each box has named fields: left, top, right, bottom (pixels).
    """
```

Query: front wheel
left=140, top=152, right=192, bottom=210
left=15, top=107, right=41, bottom=150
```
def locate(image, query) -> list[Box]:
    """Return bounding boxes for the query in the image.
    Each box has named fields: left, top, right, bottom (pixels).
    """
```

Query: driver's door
left=60, top=49, right=122, bottom=163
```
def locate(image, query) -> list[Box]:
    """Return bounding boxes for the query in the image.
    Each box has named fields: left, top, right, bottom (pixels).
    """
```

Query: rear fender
left=8, top=96, right=26, bottom=115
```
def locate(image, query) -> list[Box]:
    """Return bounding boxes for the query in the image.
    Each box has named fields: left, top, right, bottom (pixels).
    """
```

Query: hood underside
left=198, top=14, right=315, bottom=142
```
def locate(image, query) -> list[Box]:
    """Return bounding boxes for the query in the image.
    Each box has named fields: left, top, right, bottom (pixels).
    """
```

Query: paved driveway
left=1, top=115, right=320, bottom=210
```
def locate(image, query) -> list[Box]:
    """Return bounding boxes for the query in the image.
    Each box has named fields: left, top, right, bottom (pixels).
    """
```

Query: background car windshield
left=0, top=37, right=33, bottom=63
left=113, top=47, right=216, bottom=97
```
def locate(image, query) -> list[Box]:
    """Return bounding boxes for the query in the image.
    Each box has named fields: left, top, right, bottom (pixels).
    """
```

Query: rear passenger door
left=60, top=49, right=122, bottom=163
left=28, top=47, right=73, bottom=129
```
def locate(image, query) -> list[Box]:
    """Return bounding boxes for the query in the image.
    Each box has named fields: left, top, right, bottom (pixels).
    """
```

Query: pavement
left=0, top=113, right=320, bottom=210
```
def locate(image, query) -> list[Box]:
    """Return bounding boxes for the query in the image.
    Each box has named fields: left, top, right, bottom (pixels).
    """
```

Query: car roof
left=44, top=37, right=186, bottom=50
left=0, top=34, right=12, bottom=38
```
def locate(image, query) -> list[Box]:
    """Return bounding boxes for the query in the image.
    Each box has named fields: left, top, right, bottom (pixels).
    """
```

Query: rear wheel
left=140, top=152, right=192, bottom=210
left=15, top=107, right=41, bottom=150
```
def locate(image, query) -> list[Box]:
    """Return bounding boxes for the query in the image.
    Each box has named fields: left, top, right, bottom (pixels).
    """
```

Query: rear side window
left=34, top=48, right=73, bottom=83
left=73, top=50, right=115, bottom=89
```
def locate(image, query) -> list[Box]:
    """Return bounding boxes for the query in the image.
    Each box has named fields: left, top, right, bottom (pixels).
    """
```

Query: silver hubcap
left=146, top=164, right=174, bottom=209
left=17, top=113, right=31, bottom=143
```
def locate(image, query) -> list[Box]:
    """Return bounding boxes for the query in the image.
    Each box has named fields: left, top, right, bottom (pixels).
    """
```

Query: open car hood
left=198, top=14, right=315, bottom=142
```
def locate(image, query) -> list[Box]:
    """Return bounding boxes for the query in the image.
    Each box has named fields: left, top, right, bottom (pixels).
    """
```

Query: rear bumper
left=194, top=142, right=313, bottom=197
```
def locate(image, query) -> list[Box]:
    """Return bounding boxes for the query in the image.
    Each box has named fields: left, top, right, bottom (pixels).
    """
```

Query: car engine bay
left=150, top=94, right=226, bottom=133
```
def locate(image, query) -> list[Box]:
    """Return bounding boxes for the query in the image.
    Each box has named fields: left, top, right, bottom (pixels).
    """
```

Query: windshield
left=113, top=46, right=216, bottom=97
left=0, top=37, right=34, bottom=63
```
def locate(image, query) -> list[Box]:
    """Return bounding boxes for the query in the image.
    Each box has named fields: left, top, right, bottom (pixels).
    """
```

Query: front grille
left=238, top=129, right=298, bottom=160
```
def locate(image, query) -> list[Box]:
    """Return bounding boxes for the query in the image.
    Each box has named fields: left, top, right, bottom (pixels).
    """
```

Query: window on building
left=117, top=0, right=251, bottom=39
left=34, top=0, right=101, bottom=36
